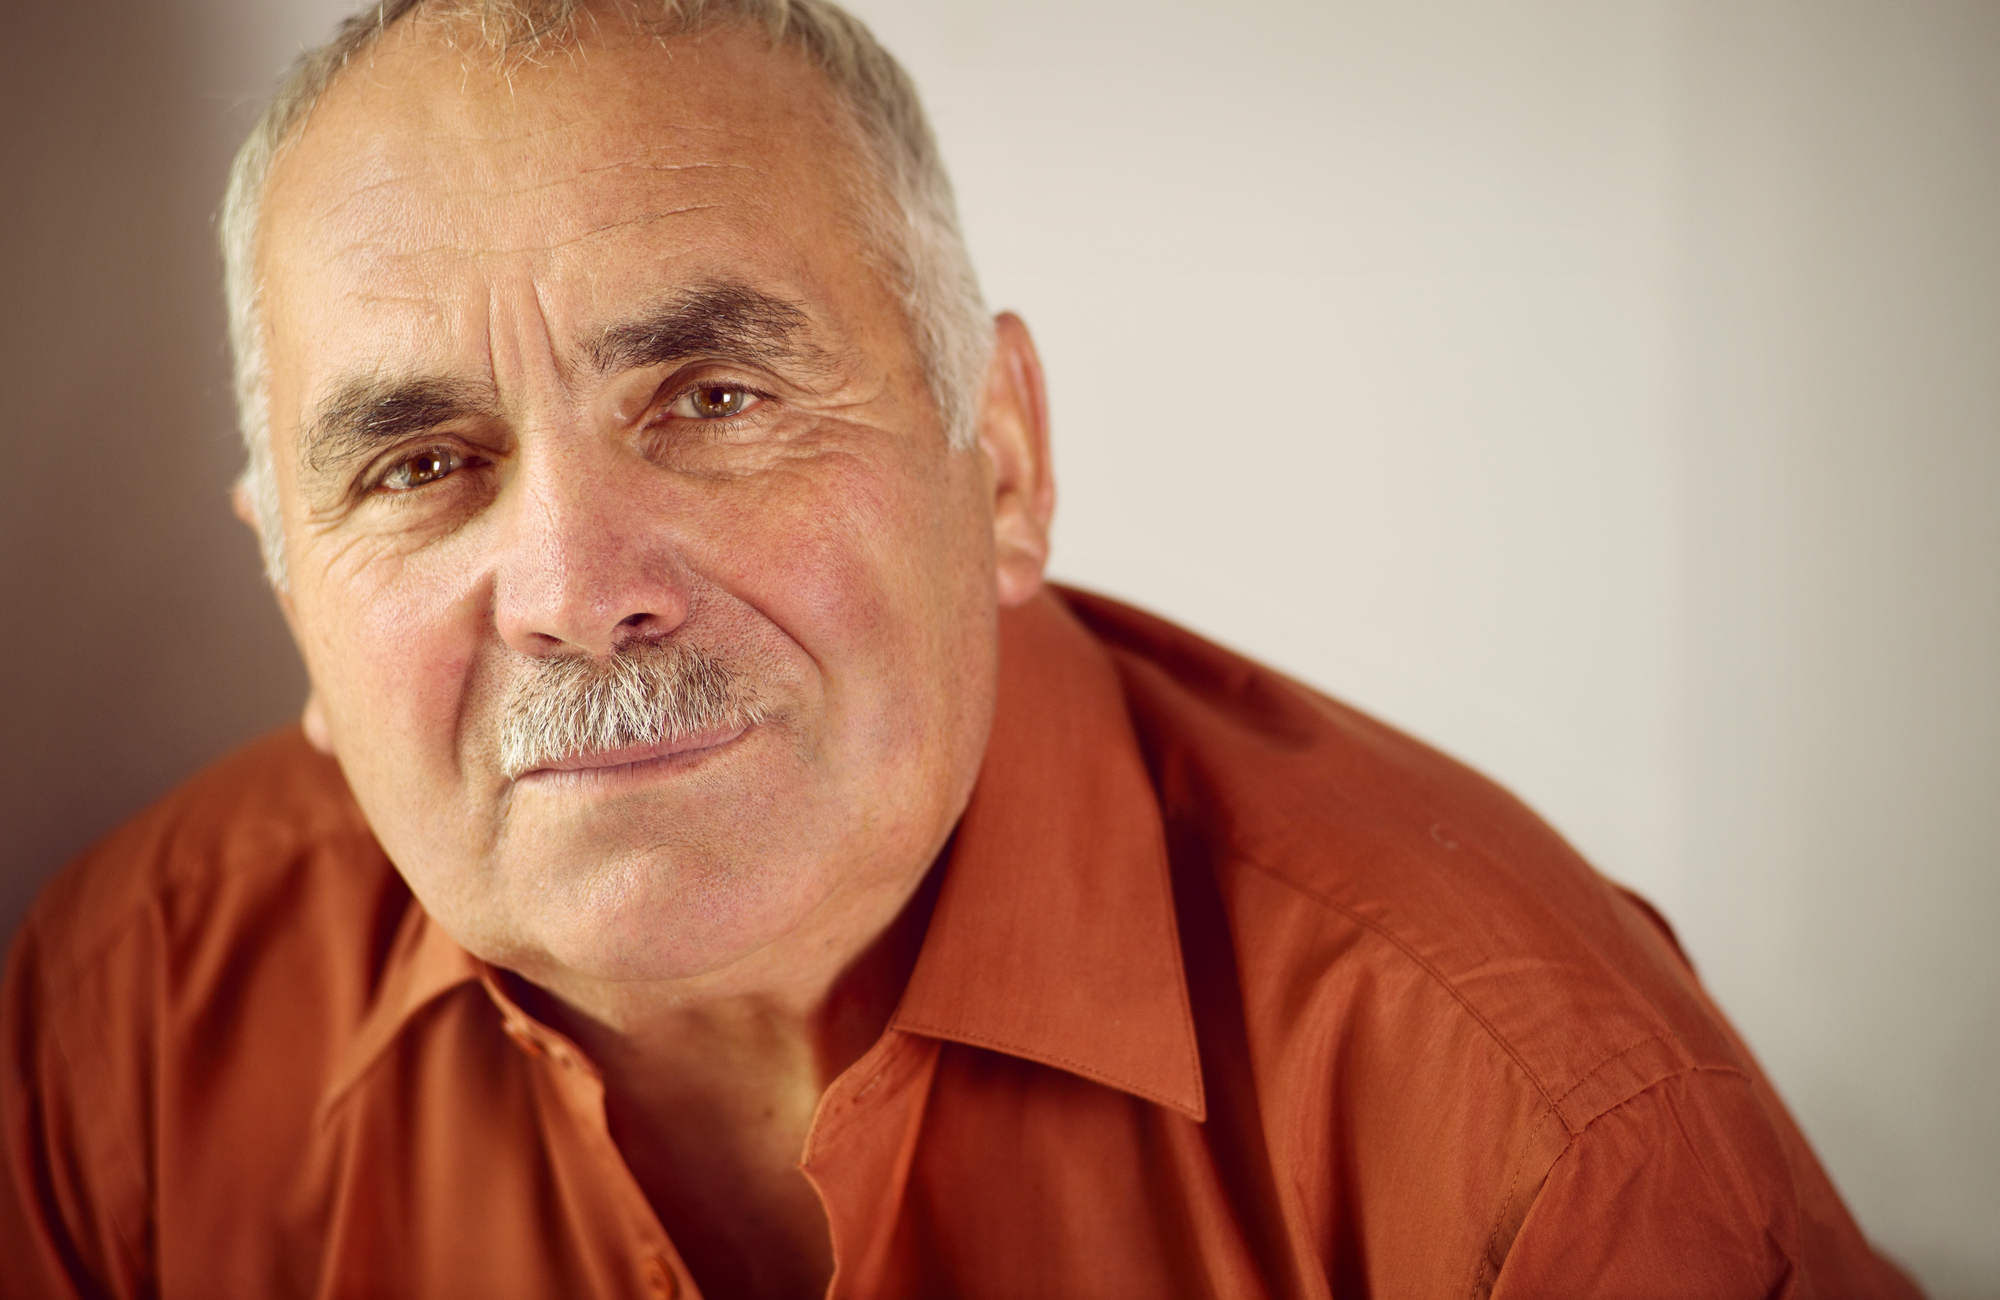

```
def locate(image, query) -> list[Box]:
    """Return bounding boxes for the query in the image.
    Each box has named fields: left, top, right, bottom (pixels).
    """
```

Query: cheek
left=298, top=549, right=486, bottom=777
left=701, top=452, right=907, bottom=655
left=707, top=448, right=990, bottom=769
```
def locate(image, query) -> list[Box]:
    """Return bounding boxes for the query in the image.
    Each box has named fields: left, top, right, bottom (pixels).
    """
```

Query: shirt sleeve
left=1489, top=1069, right=1924, bottom=1300
left=1, top=914, right=154, bottom=1300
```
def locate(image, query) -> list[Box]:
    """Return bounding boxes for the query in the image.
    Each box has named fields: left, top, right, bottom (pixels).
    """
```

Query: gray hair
left=497, top=638, right=763, bottom=779
left=221, top=0, right=992, bottom=587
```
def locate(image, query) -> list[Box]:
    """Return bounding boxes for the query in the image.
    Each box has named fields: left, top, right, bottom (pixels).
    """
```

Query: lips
left=513, top=723, right=751, bottom=782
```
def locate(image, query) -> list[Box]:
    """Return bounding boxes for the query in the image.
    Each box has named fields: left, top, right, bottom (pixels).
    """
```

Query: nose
left=490, top=440, right=691, bottom=658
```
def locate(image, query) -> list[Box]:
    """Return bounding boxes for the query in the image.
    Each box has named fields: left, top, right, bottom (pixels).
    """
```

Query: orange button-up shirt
left=3, top=589, right=1918, bottom=1298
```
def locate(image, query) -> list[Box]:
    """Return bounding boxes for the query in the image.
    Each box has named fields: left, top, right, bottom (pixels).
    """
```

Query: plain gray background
left=2, top=1, right=1994, bottom=1293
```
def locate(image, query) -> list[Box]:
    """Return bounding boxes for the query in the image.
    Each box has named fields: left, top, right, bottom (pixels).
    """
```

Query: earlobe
left=979, top=312, right=1057, bottom=608
left=231, top=477, right=283, bottom=592
left=229, top=479, right=259, bottom=529
left=301, top=691, right=335, bottom=755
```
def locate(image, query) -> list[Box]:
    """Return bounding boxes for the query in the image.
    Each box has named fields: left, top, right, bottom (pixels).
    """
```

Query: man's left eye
left=674, top=385, right=758, bottom=419
left=379, top=448, right=464, bottom=491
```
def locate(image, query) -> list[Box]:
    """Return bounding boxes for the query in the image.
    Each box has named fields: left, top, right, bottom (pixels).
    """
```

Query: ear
left=300, top=690, right=336, bottom=755
left=230, top=478, right=263, bottom=536
left=977, top=312, right=1056, bottom=608
left=232, top=480, right=333, bottom=755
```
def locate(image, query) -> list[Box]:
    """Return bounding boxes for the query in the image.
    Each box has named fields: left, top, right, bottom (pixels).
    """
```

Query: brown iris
left=688, top=385, right=751, bottom=418
left=384, top=448, right=459, bottom=491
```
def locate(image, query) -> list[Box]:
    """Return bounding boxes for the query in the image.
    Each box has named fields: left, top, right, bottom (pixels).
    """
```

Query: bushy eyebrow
left=580, top=281, right=823, bottom=376
left=298, top=282, right=828, bottom=482
left=302, top=376, right=498, bottom=478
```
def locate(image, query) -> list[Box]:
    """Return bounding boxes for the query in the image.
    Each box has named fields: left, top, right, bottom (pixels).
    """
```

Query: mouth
left=511, top=723, right=752, bottom=787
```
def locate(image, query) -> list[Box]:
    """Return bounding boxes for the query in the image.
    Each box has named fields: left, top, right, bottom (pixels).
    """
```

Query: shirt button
left=643, top=1255, right=676, bottom=1298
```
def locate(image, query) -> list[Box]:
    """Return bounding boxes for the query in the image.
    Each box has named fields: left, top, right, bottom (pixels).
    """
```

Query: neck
left=501, top=860, right=943, bottom=1300
left=531, top=882, right=935, bottom=1097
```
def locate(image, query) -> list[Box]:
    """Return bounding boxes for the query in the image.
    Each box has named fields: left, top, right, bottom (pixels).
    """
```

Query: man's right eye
left=379, top=448, right=464, bottom=492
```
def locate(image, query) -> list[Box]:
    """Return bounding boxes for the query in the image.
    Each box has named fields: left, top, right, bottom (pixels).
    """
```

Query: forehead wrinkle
left=306, top=168, right=763, bottom=248
left=317, top=206, right=733, bottom=279
left=625, top=160, right=757, bottom=174
left=347, top=293, right=452, bottom=323
left=491, top=206, right=736, bottom=258
left=476, top=156, right=757, bottom=198
left=305, top=137, right=751, bottom=220
left=293, top=97, right=761, bottom=210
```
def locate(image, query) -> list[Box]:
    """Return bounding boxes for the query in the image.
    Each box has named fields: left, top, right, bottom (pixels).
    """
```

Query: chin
left=488, top=834, right=834, bottom=986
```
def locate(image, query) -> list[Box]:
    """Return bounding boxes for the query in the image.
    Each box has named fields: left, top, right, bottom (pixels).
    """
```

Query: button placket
left=502, top=1018, right=545, bottom=1056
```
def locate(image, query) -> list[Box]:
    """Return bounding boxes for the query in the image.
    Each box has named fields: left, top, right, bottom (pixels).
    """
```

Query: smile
left=512, top=724, right=752, bottom=788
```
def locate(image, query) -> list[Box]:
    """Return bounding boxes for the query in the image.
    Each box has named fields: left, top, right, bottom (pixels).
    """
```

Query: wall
left=0, top=0, right=1992, bottom=1293
left=0, top=2, right=319, bottom=939
left=1671, top=4, right=2000, bottom=1288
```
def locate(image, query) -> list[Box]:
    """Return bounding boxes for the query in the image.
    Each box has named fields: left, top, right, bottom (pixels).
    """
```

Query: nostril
left=611, top=612, right=667, bottom=650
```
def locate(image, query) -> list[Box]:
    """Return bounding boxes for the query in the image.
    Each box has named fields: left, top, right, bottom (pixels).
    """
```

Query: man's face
left=256, top=20, right=1033, bottom=993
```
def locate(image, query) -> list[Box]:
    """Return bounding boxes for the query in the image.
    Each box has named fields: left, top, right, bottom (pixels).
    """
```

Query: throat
left=608, top=1067, right=834, bottom=1300
left=504, top=856, right=944, bottom=1299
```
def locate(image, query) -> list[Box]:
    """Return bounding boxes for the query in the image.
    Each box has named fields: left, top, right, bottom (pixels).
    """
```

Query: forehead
left=257, top=20, right=881, bottom=397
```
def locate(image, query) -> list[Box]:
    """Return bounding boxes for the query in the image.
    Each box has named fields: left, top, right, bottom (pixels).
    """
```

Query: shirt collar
left=318, top=895, right=481, bottom=1123
left=322, top=587, right=1204, bottom=1123
left=890, top=589, right=1206, bottom=1120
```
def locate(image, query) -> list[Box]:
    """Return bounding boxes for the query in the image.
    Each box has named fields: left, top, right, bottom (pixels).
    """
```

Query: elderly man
left=0, top=1, right=1918, bottom=1297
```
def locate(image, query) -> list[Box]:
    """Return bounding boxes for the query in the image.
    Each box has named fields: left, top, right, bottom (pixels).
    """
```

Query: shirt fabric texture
left=2, top=587, right=1920, bottom=1298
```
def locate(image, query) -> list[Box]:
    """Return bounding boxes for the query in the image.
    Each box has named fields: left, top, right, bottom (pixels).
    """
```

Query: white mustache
left=497, top=641, right=762, bottom=780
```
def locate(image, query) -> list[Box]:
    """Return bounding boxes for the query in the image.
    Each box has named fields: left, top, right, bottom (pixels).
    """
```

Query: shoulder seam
left=1464, top=1061, right=1755, bottom=1298
left=1469, top=1105, right=1560, bottom=1298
